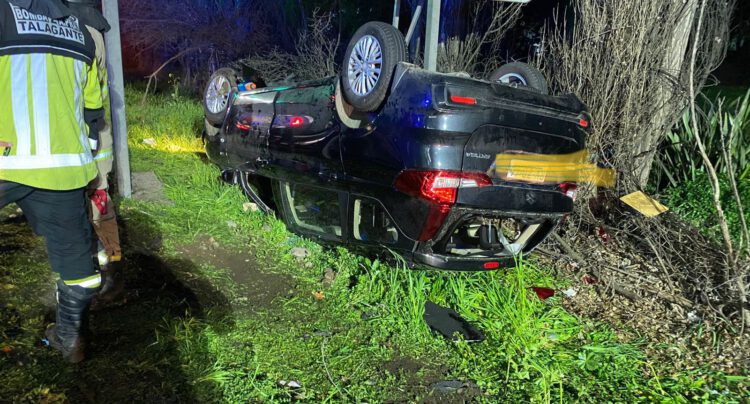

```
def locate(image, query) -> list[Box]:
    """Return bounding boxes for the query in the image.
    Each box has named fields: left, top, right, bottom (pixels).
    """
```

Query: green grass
left=662, top=173, right=750, bottom=245
left=0, top=87, right=747, bottom=403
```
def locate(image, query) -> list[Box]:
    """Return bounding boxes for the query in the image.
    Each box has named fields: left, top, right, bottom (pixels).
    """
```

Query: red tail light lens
left=450, top=95, right=477, bottom=105
left=394, top=170, right=492, bottom=204
left=559, top=182, right=578, bottom=201
left=394, top=170, right=493, bottom=241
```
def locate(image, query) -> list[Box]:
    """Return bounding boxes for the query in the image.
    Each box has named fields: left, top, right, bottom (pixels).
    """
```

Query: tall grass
left=113, top=87, right=746, bottom=402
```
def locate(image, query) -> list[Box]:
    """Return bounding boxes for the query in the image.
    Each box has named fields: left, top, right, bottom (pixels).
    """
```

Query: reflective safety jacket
left=0, top=0, right=103, bottom=190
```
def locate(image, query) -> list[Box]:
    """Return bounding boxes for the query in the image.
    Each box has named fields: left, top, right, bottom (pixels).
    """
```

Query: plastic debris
left=278, top=380, right=301, bottom=389
left=563, top=287, right=578, bottom=298
left=531, top=287, right=555, bottom=300
left=620, top=191, right=669, bottom=218
left=423, top=301, right=484, bottom=343
left=430, top=380, right=465, bottom=394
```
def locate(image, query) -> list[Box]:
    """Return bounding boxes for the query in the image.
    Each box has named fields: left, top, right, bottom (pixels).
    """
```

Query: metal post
left=424, top=0, right=440, bottom=71
left=392, top=0, right=401, bottom=28
left=102, top=0, right=132, bottom=198
left=405, top=2, right=423, bottom=44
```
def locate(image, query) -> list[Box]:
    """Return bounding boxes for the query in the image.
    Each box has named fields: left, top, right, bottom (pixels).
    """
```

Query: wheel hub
left=497, top=73, right=528, bottom=87
left=206, top=75, right=230, bottom=114
left=347, top=35, right=383, bottom=96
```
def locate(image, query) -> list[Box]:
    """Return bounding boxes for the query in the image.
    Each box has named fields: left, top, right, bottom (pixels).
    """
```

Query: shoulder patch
left=10, top=4, right=85, bottom=45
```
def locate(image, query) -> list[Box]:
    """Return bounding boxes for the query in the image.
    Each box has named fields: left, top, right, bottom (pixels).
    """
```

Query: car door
left=265, top=78, right=343, bottom=188
left=224, top=89, right=278, bottom=173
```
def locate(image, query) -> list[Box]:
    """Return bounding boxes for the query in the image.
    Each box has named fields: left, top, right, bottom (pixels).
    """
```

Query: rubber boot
left=44, top=280, right=97, bottom=363
left=93, top=243, right=124, bottom=304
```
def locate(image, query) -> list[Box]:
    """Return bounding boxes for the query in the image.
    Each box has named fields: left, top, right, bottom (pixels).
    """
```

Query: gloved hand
left=0, top=140, right=12, bottom=156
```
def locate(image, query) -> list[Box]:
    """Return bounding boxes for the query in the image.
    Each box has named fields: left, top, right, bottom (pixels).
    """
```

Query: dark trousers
left=0, top=181, right=96, bottom=282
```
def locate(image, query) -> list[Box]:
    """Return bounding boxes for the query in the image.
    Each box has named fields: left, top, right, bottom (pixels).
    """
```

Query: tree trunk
left=636, top=0, right=698, bottom=187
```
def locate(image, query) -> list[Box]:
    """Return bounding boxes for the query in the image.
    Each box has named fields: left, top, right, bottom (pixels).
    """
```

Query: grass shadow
left=0, top=205, right=235, bottom=403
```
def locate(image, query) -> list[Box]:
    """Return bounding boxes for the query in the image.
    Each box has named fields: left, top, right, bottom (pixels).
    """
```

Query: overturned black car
left=202, top=22, right=589, bottom=271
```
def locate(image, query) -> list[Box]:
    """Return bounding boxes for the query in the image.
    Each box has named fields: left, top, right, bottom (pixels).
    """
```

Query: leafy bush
left=653, top=89, right=750, bottom=189
left=663, top=174, right=750, bottom=243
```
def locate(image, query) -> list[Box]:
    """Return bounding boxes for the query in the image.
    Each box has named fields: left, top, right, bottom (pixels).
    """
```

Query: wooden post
left=102, top=0, right=132, bottom=198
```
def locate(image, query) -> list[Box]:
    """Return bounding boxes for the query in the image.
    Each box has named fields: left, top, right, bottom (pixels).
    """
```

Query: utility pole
left=102, top=0, right=132, bottom=198
left=424, top=0, right=440, bottom=71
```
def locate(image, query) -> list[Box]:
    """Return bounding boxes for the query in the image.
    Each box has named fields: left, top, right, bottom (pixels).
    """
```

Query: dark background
left=119, top=0, right=749, bottom=86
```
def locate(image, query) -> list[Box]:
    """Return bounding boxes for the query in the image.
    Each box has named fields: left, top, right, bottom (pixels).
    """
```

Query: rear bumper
left=410, top=208, right=562, bottom=271
left=411, top=251, right=516, bottom=271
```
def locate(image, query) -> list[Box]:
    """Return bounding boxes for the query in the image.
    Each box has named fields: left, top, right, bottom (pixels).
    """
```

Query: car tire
left=488, top=62, right=549, bottom=95
left=204, top=67, right=239, bottom=126
left=341, top=21, right=407, bottom=112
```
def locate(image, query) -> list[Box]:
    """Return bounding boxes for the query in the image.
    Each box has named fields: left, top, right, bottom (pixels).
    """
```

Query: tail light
left=559, top=182, right=578, bottom=201
left=394, top=170, right=493, bottom=240
left=394, top=170, right=492, bottom=204
left=577, top=114, right=591, bottom=128
left=449, top=95, right=477, bottom=105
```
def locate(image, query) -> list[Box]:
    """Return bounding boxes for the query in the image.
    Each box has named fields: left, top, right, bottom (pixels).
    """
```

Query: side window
left=352, top=197, right=399, bottom=245
left=281, top=182, right=341, bottom=239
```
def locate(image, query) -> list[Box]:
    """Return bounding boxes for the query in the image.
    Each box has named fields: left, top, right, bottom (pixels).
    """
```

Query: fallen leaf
left=313, top=291, right=325, bottom=301
left=2, top=346, right=11, bottom=353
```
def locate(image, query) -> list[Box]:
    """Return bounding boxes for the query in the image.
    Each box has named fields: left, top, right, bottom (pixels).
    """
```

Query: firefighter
left=0, top=0, right=105, bottom=363
left=64, top=0, right=122, bottom=301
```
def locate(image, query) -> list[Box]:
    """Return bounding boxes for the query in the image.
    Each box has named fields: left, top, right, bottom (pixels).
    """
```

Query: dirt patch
left=380, top=356, right=476, bottom=403
left=131, top=171, right=173, bottom=205
left=178, top=235, right=295, bottom=311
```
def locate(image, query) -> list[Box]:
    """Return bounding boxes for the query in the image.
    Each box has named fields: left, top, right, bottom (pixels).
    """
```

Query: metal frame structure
left=393, top=0, right=530, bottom=72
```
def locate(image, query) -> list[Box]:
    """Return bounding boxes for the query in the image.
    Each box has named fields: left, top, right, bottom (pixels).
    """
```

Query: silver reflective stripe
left=64, top=274, right=101, bottom=289
left=10, top=55, right=31, bottom=156
left=94, top=147, right=113, bottom=161
left=31, top=54, right=51, bottom=156
left=73, top=60, right=88, bottom=154
left=0, top=153, right=92, bottom=169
